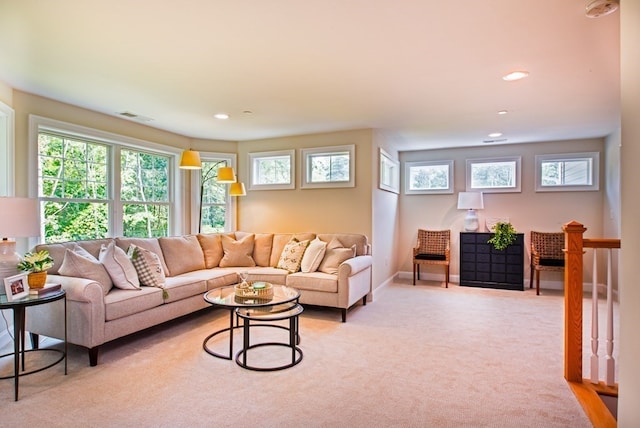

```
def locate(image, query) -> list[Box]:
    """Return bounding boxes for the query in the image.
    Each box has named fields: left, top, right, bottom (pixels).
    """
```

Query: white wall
left=618, top=1, right=640, bottom=424
left=398, top=138, right=605, bottom=286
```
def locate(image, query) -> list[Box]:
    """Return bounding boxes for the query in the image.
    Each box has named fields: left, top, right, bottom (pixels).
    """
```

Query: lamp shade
left=457, top=192, right=484, bottom=210
left=0, top=197, right=40, bottom=238
left=229, top=182, right=246, bottom=196
left=217, top=166, right=237, bottom=183
left=179, top=149, right=202, bottom=169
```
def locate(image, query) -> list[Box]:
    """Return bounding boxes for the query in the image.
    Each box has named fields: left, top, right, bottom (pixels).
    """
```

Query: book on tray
left=29, top=283, right=62, bottom=296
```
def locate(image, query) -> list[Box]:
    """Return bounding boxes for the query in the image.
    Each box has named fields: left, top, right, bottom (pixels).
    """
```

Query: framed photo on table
left=4, top=273, right=29, bottom=301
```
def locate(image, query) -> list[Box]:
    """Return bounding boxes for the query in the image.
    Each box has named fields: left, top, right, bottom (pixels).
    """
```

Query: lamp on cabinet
left=457, top=192, right=484, bottom=232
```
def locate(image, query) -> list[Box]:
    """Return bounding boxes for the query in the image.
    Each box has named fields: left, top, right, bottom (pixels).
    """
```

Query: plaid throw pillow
left=127, top=244, right=166, bottom=289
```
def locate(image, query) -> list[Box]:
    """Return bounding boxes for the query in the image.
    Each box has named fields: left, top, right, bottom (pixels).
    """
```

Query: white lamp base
left=0, top=240, right=21, bottom=296
left=464, top=209, right=480, bottom=232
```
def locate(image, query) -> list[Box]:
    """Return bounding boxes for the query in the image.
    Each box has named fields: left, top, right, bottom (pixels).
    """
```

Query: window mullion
left=112, top=145, right=122, bottom=237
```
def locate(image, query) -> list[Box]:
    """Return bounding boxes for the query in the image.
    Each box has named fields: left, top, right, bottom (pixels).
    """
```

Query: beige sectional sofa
left=26, top=232, right=372, bottom=366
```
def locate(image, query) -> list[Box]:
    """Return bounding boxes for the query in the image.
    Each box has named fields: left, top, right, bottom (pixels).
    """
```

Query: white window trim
left=0, top=101, right=15, bottom=196
left=248, top=149, right=295, bottom=190
left=466, top=156, right=521, bottom=193
left=404, top=160, right=454, bottom=195
left=28, top=115, right=184, bottom=242
left=535, top=152, right=600, bottom=192
left=379, top=148, right=400, bottom=194
left=189, top=152, right=237, bottom=233
left=301, top=144, right=355, bottom=189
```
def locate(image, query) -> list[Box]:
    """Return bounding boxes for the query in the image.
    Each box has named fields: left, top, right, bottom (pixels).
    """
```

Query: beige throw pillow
left=318, top=238, right=356, bottom=275
left=99, top=242, right=140, bottom=290
left=58, top=245, right=113, bottom=295
left=127, top=244, right=166, bottom=289
left=276, top=238, right=310, bottom=273
left=300, top=237, right=327, bottom=273
left=219, top=234, right=256, bottom=267
left=197, top=234, right=224, bottom=268
left=158, top=235, right=206, bottom=276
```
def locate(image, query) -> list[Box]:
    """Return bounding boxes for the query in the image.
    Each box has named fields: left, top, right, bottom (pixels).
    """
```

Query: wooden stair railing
left=563, top=221, right=620, bottom=428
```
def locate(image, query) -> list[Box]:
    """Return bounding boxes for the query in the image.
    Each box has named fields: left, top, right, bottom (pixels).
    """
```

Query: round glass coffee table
left=203, top=284, right=300, bottom=360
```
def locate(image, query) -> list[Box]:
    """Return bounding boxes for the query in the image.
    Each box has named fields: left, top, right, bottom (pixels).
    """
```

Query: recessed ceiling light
left=502, top=71, right=529, bottom=81
left=497, top=110, right=508, bottom=115
left=214, top=113, right=230, bottom=120
left=488, top=132, right=503, bottom=138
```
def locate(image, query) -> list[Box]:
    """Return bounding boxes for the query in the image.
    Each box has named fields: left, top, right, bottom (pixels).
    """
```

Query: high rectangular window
left=404, top=160, right=453, bottom=194
left=535, top=152, right=599, bottom=191
left=301, top=145, right=355, bottom=189
left=249, top=150, right=294, bottom=190
left=466, top=156, right=521, bottom=193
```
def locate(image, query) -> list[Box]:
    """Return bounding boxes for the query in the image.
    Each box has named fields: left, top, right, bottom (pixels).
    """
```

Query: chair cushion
left=415, top=253, right=447, bottom=261
left=540, top=258, right=564, bottom=267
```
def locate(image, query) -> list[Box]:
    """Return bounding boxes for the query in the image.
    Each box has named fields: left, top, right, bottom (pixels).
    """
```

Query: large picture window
left=535, top=152, right=599, bottom=192
left=31, top=115, right=182, bottom=243
left=197, top=156, right=234, bottom=233
left=301, top=145, right=355, bottom=189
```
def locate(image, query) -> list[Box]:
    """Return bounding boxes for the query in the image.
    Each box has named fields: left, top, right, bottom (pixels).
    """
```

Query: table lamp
left=457, top=192, right=484, bottom=232
left=0, top=197, right=41, bottom=294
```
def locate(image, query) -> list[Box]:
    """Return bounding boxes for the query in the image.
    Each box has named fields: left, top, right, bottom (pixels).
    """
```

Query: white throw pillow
left=276, top=238, right=310, bottom=273
left=300, top=237, right=327, bottom=273
left=127, top=244, right=166, bottom=289
left=99, top=241, right=140, bottom=290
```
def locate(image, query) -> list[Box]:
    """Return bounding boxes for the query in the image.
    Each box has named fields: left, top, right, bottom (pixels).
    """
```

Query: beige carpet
left=0, top=280, right=593, bottom=427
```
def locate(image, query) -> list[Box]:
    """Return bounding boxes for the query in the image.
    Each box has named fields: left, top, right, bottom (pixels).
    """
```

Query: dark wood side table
left=0, top=290, right=67, bottom=401
left=459, top=232, right=525, bottom=291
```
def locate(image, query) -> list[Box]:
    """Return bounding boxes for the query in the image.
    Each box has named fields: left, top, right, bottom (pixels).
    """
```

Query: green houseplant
left=487, top=222, right=517, bottom=251
left=17, top=250, right=54, bottom=289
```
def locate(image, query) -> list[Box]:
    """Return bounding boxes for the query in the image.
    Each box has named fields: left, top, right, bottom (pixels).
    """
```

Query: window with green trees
left=199, top=160, right=229, bottom=233
left=37, top=129, right=173, bottom=243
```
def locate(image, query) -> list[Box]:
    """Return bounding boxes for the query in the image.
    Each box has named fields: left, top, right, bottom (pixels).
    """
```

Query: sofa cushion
left=115, top=237, right=169, bottom=276
left=219, top=234, right=256, bottom=267
left=300, top=237, right=327, bottom=273
left=159, top=235, right=206, bottom=276
left=236, top=231, right=273, bottom=267
left=36, top=238, right=114, bottom=274
left=58, top=245, right=113, bottom=295
left=276, top=238, right=310, bottom=273
left=99, top=241, right=140, bottom=290
left=127, top=244, right=166, bottom=289
left=286, top=271, right=339, bottom=293
left=317, top=233, right=370, bottom=256
left=104, top=287, right=164, bottom=321
left=317, top=238, right=356, bottom=275
left=197, top=234, right=224, bottom=268
left=161, top=273, right=208, bottom=303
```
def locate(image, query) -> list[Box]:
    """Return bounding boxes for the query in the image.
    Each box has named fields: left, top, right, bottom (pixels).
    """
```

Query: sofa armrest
left=47, top=274, right=105, bottom=304
left=338, top=255, right=372, bottom=277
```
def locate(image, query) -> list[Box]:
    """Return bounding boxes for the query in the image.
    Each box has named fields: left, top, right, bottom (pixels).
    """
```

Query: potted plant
left=487, top=221, right=517, bottom=251
left=17, top=250, right=54, bottom=289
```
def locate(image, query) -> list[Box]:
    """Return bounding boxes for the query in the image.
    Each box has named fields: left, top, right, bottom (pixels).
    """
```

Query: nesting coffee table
left=203, top=284, right=303, bottom=370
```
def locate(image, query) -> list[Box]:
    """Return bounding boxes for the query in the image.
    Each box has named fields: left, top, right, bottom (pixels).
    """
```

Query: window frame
left=465, top=156, right=521, bottom=193
left=190, top=152, right=237, bottom=233
left=0, top=101, right=15, bottom=196
left=248, top=149, right=295, bottom=190
left=404, top=160, right=454, bottom=195
left=29, top=115, right=184, bottom=243
left=535, top=152, right=600, bottom=192
left=379, top=148, right=400, bottom=194
left=300, top=144, right=355, bottom=189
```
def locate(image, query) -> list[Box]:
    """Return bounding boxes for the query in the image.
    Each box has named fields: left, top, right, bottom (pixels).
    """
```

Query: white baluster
left=605, top=249, right=616, bottom=386
left=590, top=249, right=599, bottom=384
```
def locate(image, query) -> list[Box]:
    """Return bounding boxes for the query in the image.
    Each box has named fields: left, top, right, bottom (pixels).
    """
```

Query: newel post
left=563, top=220, right=587, bottom=383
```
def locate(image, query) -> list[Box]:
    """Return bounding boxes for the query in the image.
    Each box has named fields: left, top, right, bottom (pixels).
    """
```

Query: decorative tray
left=234, top=281, right=274, bottom=299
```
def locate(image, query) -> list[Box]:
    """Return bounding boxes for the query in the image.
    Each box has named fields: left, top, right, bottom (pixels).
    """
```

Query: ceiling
left=0, top=0, right=620, bottom=151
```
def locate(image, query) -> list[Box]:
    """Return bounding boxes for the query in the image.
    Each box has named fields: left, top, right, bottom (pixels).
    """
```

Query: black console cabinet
left=459, top=232, right=525, bottom=291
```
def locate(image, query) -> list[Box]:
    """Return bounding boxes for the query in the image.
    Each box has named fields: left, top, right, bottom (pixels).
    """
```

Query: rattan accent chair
left=530, top=231, right=565, bottom=295
left=413, top=229, right=450, bottom=287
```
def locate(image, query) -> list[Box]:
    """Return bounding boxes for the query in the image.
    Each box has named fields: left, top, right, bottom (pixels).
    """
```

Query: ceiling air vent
left=483, top=138, right=508, bottom=144
left=117, top=111, right=154, bottom=122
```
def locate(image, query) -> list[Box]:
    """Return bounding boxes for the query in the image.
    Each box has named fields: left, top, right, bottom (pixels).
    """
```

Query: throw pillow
left=318, top=238, right=356, bottom=274
left=300, top=237, right=327, bottom=273
left=99, top=241, right=140, bottom=290
left=276, top=238, right=310, bottom=273
left=158, top=235, right=205, bottom=276
left=197, top=233, right=224, bottom=268
left=127, top=244, right=166, bottom=288
left=58, top=245, right=113, bottom=295
left=219, top=234, right=256, bottom=267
